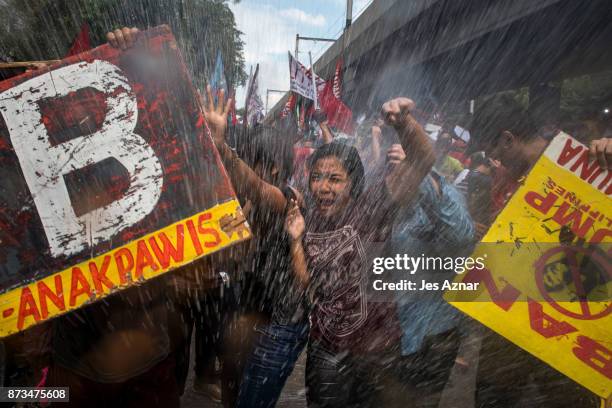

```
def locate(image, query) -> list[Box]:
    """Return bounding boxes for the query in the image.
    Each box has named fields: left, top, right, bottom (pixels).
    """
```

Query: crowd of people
left=2, top=27, right=612, bottom=408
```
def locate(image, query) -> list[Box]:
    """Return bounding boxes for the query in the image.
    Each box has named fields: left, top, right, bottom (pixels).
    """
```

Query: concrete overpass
left=267, top=0, right=612, bottom=121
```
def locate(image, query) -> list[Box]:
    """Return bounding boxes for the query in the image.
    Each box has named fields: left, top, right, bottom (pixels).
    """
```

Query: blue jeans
left=236, top=321, right=309, bottom=408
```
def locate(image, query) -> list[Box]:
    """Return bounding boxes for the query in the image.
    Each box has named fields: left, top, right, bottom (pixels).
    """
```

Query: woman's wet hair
left=240, top=126, right=294, bottom=184
left=308, top=141, right=365, bottom=198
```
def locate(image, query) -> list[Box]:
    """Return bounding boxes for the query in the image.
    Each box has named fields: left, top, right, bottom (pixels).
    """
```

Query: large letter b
left=0, top=60, right=163, bottom=257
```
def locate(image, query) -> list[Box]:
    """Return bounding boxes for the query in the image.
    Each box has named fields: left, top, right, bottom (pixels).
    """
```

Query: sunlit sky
left=229, top=0, right=372, bottom=111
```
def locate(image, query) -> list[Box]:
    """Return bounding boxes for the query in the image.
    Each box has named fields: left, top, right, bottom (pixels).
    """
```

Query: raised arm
left=313, top=110, right=334, bottom=145
left=381, top=98, right=435, bottom=204
left=369, top=119, right=384, bottom=165
left=320, top=121, right=334, bottom=145
left=202, top=86, right=288, bottom=213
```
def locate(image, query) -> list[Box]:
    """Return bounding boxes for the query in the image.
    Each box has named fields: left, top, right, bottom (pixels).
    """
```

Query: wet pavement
left=180, top=331, right=480, bottom=408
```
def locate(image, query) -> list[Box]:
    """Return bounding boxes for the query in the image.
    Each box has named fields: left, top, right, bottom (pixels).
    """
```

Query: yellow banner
left=445, top=133, right=612, bottom=398
left=0, top=199, right=250, bottom=338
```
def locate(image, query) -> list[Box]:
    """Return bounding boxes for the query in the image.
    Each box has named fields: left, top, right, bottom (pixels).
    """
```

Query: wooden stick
left=0, top=60, right=61, bottom=69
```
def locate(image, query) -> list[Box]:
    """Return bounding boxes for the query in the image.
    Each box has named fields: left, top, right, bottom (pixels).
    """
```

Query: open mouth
left=316, top=198, right=335, bottom=211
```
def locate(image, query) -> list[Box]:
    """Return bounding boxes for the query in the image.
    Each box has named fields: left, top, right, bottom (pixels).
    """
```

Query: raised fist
left=381, top=97, right=416, bottom=131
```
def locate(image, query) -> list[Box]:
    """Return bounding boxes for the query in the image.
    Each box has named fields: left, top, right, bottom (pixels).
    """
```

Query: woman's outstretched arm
left=202, top=85, right=288, bottom=213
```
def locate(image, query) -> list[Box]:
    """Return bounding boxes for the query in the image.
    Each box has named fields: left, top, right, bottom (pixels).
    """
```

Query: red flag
left=66, top=23, right=91, bottom=57
left=319, top=59, right=354, bottom=134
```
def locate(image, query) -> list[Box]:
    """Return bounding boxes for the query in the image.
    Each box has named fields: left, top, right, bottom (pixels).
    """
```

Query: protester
left=287, top=138, right=474, bottom=407
left=433, top=131, right=464, bottom=182
left=448, top=135, right=469, bottom=164
left=454, top=151, right=497, bottom=226
left=284, top=137, right=475, bottom=406
left=470, top=95, right=611, bottom=408
left=387, top=143, right=475, bottom=406
left=202, top=88, right=311, bottom=408
left=234, top=128, right=308, bottom=408
left=282, top=97, right=457, bottom=407
left=287, top=140, right=402, bottom=407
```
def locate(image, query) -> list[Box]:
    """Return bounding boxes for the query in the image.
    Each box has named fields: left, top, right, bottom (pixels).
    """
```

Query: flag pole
left=243, top=65, right=253, bottom=128
left=309, top=51, right=318, bottom=110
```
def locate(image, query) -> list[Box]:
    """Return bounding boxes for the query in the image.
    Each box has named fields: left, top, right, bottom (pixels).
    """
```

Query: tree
left=560, top=72, right=612, bottom=121
left=0, top=0, right=246, bottom=89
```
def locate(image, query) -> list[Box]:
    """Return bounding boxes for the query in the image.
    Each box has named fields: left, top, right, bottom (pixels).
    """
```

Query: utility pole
left=346, top=0, right=353, bottom=29
left=309, top=52, right=318, bottom=110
